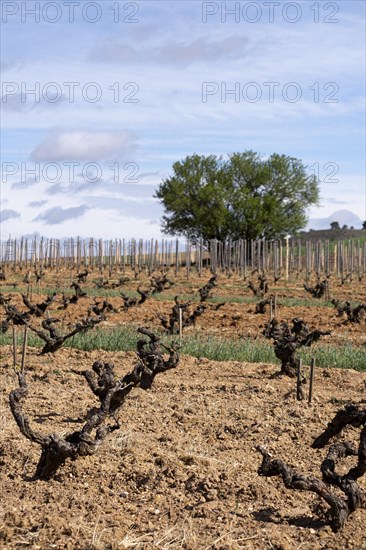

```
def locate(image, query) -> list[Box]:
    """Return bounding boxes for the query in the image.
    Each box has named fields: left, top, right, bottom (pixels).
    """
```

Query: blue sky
left=1, top=0, right=365, bottom=238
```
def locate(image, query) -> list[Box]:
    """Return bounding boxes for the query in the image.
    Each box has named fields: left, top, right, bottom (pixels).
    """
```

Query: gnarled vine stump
left=9, top=328, right=179, bottom=480
left=257, top=404, right=366, bottom=531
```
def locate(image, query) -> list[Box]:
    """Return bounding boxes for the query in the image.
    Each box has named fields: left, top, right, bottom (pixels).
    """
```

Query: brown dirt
left=1, top=269, right=366, bottom=347
left=1, top=345, right=365, bottom=550
left=0, top=268, right=365, bottom=549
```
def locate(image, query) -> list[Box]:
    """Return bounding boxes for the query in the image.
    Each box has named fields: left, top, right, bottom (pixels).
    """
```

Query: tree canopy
left=155, top=151, right=320, bottom=242
left=330, top=221, right=340, bottom=230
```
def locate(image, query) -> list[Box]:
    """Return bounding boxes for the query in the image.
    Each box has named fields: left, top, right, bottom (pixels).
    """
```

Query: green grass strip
left=1, top=326, right=365, bottom=372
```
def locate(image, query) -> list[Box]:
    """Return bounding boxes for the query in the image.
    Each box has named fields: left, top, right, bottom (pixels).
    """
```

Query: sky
left=1, top=0, right=365, bottom=239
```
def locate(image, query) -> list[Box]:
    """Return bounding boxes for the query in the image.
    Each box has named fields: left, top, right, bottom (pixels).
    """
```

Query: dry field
left=0, top=267, right=365, bottom=549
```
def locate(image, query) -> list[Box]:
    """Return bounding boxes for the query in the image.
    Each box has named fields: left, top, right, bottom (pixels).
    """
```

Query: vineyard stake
left=285, top=236, right=289, bottom=281
left=179, top=308, right=183, bottom=342
left=269, top=298, right=273, bottom=321
left=12, top=326, right=17, bottom=367
left=309, top=358, right=315, bottom=404
left=296, top=359, right=302, bottom=401
left=21, top=325, right=28, bottom=374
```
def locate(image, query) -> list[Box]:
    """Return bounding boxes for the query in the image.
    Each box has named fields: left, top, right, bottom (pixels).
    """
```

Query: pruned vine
left=257, top=404, right=366, bottom=532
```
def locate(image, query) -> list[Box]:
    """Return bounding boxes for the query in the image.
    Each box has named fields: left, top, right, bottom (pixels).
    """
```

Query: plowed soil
left=0, top=268, right=365, bottom=549
left=1, top=269, right=366, bottom=347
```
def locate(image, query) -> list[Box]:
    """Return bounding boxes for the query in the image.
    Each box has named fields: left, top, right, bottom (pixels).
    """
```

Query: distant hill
left=305, top=209, right=363, bottom=231
left=300, top=209, right=365, bottom=241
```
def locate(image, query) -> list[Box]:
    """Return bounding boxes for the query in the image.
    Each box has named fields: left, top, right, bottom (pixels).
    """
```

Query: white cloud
left=32, top=205, right=89, bottom=225
left=28, top=200, right=48, bottom=207
left=92, top=35, right=251, bottom=67
left=31, top=129, right=137, bottom=162
left=1, top=209, right=21, bottom=222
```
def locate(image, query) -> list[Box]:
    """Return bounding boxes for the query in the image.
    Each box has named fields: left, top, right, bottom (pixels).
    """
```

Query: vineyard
left=0, top=238, right=365, bottom=549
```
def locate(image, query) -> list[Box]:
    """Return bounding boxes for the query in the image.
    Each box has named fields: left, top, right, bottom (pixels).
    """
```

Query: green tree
left=155, top=151, right=319, bottom=241
left=330, top=221, right=340, bottom=230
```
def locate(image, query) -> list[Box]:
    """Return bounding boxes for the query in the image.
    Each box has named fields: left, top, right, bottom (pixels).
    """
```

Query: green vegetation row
left=2, top=326, right=365, bottom=372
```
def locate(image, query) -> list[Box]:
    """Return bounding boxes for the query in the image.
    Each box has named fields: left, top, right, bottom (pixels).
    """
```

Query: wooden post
left=186, top=240, right=190, bottom=278
left=139, top=238, right=143, bottom=273
left=175, top=239, right=179, bottom=276
left=285, top=237, right=289, bottom=281
left=63, top=240, right=67, bottom=269
left=269, top=297, right=273, bottom=322
left=122, top=239, right=126, bottom=274
left=227, top=239, right=232, bottom=277
left=109, top=239, right=112, bottom=278
left=154, top=239, right=158, bottom=271
left=308, top=358, right=315, bottom=404
left=350, top=239, right=354, bottom=280
left=324, top=239, right=329, bottom=277
left=12, top=326, right=17, bottom=367
left=289, top=238, right=294, bottom=276
left=340, top=240, right=344, bottom=282
left=179, top=308, right=183, bottom=342
left=116, top=238, right=119, bottom=271
left=24, top=238, right=27, bottom=269
left=333, top=242, right=337, bottom=275
left=212, top=239, right=218, bottom=274
left=279, top=240, right=283, bottom=273
left=305, top=241, right=309, bottom=280
left=238, top=239, right=243, bottom=278
left=296, top=359, right=303, bottom=401
left=273, top=241, right=277, bottom=280
left=33, top=235, right=38, bottom=270
left=83, top=240, right=87, bottom=269
left=199, top=238, right=203, bottom=277
left=89, top=238, right=94, bottom=270
left=316, top=240, right=321, bottom=278
left=19, top=237, right=24, bottom=271
left=56, top=239, right=61, bottom=272
left=21, top=326, right=28, bottom=374
left=99, top=239, right=103, bottom=274
left=77, top=237, right=81, bottom=271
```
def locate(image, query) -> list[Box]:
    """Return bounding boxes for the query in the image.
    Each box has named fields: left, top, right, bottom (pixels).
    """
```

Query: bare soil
left=1, top=346, right=365, bottom=550
left=0, top=269, right=365, bottom=549
left=1, top=269, right=366, bottom=347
